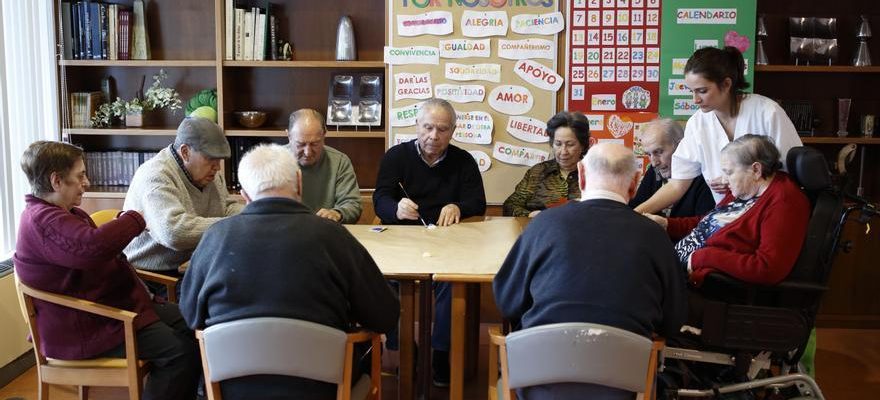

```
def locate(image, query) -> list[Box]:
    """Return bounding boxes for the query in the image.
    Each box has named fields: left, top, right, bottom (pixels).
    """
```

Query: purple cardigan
left=14, top=195, right=158, bottom=360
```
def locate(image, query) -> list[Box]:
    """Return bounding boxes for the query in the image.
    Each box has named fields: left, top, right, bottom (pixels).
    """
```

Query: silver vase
left=853, top=16, right=872, bottom=66
left=335, top=16, right=357, bottom=61
left=756, top=16, right=769, bottom=65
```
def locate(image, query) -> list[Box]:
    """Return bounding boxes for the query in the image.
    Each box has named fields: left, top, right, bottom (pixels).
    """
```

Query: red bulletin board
left=567, top=0, right=662, bottom=115
left=587, top=111, right=655, bottom=172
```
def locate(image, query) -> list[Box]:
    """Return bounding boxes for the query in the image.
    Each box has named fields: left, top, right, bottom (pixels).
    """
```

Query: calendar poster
left=566, top=0, right=662, bottom=115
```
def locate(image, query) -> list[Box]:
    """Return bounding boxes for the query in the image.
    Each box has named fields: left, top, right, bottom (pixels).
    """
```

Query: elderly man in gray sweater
left=124, top=117, right=243, bottom=288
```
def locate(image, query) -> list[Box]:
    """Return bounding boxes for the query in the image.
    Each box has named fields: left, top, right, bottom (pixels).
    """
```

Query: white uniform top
left=672, top=93, right=803, bottom=203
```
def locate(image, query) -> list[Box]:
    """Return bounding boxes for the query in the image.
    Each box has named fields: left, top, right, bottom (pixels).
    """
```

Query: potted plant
left=91, top=69, right=182, bottom=128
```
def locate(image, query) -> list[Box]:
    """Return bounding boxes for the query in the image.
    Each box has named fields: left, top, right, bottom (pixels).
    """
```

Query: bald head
left=287, top=109, right=327, bottom=167
left=579, top=143, right=640, bottom=201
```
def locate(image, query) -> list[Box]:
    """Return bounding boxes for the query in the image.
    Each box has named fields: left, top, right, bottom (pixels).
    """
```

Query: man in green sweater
left=286, top=109, right=362, bottom=224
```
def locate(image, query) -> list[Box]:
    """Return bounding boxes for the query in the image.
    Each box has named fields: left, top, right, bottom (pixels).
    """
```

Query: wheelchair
left=658, top=146, right=879, bottom=399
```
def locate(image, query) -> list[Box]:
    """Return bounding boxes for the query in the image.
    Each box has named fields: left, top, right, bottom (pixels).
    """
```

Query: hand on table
left=316, top=208, right=342, bottom=222
left=437, top=204, right=461, bottom=226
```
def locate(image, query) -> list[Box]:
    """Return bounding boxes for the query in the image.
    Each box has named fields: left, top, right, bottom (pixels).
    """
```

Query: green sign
left=659, top=0, right=756, bottom=119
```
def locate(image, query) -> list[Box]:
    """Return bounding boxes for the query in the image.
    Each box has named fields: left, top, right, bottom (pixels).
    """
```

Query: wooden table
left=348, top=217, right=525, bottom=400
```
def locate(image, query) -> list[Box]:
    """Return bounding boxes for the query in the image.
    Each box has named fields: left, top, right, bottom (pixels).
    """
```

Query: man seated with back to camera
left=372, top=98, right=487, bottom=387
left=180, top=144, right=398, bottom=399
left=494, top=142, right=688, bottom=400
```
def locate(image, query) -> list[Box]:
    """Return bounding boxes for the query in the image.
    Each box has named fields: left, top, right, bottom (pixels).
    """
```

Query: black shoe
left=432, top=349, right=450, bottom=387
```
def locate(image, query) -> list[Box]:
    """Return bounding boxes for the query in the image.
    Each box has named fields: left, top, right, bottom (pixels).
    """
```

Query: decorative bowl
left=235, top=111, right=267, bottom=128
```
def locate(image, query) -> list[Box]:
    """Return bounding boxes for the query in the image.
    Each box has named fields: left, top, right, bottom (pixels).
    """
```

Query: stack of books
left=69, top=92, right=103, bottom=128
left=84, top=151, right=158, bottom=187
left=60, top=0, right=148, bottom=60
left=225, top=0, right=278, bottom=61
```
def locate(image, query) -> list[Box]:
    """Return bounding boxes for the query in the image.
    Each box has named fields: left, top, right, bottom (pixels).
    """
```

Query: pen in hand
left=398, top=182, right=429, bottom=228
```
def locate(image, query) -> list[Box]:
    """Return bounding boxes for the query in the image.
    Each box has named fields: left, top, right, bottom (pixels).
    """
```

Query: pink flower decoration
left=724, top=30, right=751, bottom=53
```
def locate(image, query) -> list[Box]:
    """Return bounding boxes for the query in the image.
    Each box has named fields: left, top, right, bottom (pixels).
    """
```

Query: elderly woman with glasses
left=645, top=134, right=810, bottom=286
left=13, top=140, right=199, bottom=400
left=503, top=111, right=591, bottom=218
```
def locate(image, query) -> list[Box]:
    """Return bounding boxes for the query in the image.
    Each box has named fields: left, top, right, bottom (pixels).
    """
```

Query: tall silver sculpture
left=335, top=15, right=357, bottom=61
left=853, top=15, right=872, bottom=66
left=756, top=15, right=769, bottom=65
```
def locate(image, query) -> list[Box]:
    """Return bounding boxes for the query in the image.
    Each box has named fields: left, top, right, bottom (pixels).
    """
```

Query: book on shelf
left=234, top=7, right=245, bottom=60
left=60, top=1, right=74, bottom=59
left=243, top=8, right=255, bottom=61
left=98, top=3, right=108, bottom=60
left=254, top=9, right=266, bottom=61
left=108, top=3, right=117, bottom=60
left=131, top=0, right=150, bottom=60
left=269, top=14, right=277, bottom=61
left=225, top=0, right=234, bottom=60
left=69, top=91, right=103, bottom=128
left=88, top=2, right=102, bottom=59
left=82, top=0, right=93, bottom=59
left=118, top=8, right=131, bottom=60
left=84, top=151, right=157, bottom=187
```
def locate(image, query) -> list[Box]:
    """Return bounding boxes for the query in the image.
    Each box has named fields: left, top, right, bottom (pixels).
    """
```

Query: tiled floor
left=2, top=327, right=877, bottom=399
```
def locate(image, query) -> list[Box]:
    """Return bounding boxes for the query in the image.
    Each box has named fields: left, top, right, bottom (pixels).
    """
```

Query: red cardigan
left=667, top=173, right=810, bottom=286
left=14, top=195, right=157, bottom=360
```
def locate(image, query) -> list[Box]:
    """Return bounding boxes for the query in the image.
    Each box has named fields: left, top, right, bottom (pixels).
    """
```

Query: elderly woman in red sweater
left=645, top=134, right=810, bottom=286
left=13, top=141, right=198, bottom=400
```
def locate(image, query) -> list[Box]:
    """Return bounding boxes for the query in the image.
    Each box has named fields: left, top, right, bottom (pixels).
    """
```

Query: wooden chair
left=196, top=317, right=382, bottom=400
left=89, top=209, right=179, bottom=303
left=487, top=323, right=662, bottom=400
left=14, top=275, right=149, bottom=400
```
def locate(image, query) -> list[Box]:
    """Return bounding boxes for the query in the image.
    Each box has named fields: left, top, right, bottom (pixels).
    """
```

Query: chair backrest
left=783, top=147, right=844, bottom=286
left=90, top=209, right=121, bottom=227
left=201, top=317, right=348, bottom=384
left=504, top=322, right=652, bottom=393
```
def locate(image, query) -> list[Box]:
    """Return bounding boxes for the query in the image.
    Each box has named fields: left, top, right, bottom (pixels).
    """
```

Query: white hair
left=416, top=98, right=457, bottom=126
left=238, top=144, right=300, bottom=197
left=638, top=118, right=684, bottom=146
left=582, top=142, right=638, bottom=193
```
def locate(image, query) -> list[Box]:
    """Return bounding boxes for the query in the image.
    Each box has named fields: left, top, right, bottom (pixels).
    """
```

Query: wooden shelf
left=64, top=128, right=177, bottom=136
left=59, top=60, right=216, bottom=67
left=801, top=136, right=880, bottom=145
left=225, top=128, right=385, bottom=138
left=223, top=60, right=385, bottom=68
left=755, top=65, right=880, bottom=73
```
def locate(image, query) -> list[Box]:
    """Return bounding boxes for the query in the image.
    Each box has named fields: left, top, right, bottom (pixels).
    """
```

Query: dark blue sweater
left=493, top=198, right=688, bottom=399
left=373, top=140, right=486, bottom=225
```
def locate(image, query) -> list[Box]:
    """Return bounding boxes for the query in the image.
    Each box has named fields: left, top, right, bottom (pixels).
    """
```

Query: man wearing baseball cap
left=124, top=117, right=243, bottom=292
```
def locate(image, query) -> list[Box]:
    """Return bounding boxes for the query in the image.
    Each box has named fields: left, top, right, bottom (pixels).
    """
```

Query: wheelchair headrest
left=786, top=147, right=831, bottom=191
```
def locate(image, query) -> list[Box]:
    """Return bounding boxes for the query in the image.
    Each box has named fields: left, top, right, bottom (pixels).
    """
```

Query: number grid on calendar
left=568, top=0, right=661, bottom=113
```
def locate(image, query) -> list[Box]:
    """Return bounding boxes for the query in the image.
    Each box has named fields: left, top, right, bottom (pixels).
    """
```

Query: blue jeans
left=385, top=281, right=451, bottom=352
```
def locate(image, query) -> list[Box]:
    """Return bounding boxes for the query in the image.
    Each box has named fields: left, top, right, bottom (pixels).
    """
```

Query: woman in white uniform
left=635, top=46, right=802, bottom=213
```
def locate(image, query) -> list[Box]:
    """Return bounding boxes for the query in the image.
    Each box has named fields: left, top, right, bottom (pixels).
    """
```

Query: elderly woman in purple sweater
left=13, top=141, right=198, bottom=400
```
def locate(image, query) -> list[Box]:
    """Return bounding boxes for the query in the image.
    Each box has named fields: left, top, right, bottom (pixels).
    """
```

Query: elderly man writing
left=373, top=98, right=487, bottom=386
left=494, top=142, right=687, bottom=400
left=124, top=117, right=243, bottom=289
left=286, top=108, right=362, bottom=223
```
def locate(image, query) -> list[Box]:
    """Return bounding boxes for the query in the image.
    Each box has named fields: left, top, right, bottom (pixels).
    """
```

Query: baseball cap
left=174, top=117, right=231, bottom=159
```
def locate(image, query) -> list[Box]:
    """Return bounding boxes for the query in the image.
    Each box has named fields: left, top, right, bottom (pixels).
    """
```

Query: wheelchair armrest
left=702, top=272, right=827, bottom=297
left=774, top=281, right=827, bottom=293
